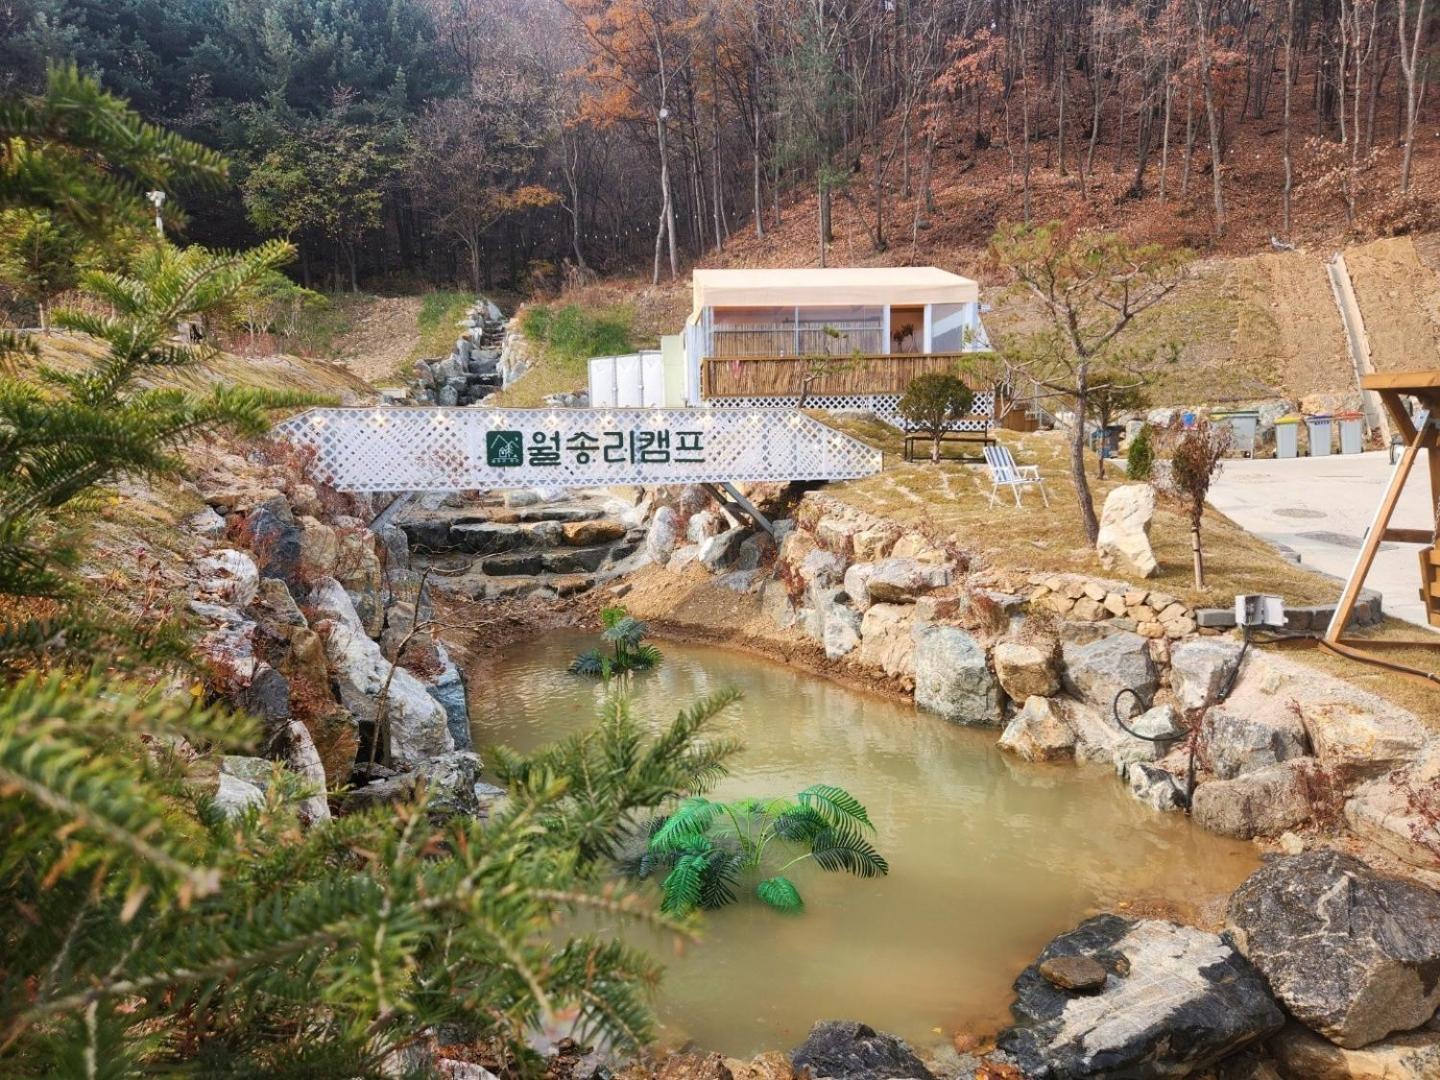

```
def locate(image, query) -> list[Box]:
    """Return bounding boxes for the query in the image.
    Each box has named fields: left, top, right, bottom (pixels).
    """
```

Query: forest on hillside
left=4, top=0, right=1440, bottom=300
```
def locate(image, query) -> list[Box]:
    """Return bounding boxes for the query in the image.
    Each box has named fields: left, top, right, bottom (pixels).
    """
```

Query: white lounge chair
left=984, top=445, right=1050, bottom=508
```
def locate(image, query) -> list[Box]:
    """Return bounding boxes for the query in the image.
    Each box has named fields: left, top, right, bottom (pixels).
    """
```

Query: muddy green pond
left=469, top=633, right=1259, bottom=1058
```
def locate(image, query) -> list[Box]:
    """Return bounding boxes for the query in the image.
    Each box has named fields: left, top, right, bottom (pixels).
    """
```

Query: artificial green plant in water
left=631, top=785, right=889, bottom=915
left=570, top=605, right=661, bottom=677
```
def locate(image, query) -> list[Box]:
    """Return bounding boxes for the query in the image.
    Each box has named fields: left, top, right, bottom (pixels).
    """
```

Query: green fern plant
left=630, top=784, right=889, bottom=916
left=569, top=606, right=662, bottom=677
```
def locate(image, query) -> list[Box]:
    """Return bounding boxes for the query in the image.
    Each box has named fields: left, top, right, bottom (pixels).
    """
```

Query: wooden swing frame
left=1321, top=371, right=1440, bottom=686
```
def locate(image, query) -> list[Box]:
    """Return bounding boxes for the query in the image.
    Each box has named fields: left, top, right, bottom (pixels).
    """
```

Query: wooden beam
left=1324, top=415, right=1432, bottom=641
left=1361, top=370, right=1440, bottom=391
left=1378, top=389, right=1418, bottom=445
left=1382, top=528, right=1437, bottom=544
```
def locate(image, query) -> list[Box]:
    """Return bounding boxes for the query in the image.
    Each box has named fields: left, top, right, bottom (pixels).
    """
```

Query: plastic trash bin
left=1337, top=411, right=1365, bottom=454
left=1275, top=415, right=1301, bottom=459
left=1213, top=409, right=1260, bottom=458
left=1306, top=414, right=1333, bottom=456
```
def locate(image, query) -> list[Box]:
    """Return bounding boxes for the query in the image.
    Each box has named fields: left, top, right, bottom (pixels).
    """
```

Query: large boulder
left=1110, top=704, right=1185, bottom=769
left=311, top=578, right=453, bottom=767
left=449, top=522, right=527, bottom=555
left=699, top=527, right=748, bottom=573
left=686, top=509, right=723, bottom=543
left=1062, top=632, right=1156, bottom=718
left=1126, top=762, right=1187, bottom=812
left=992, top=641, right=1061, bottom=701
left=194, top=548, right=259, bottom=607
left=1095, top=484, right=1159, bottom=578
left=646, top=506, right=679, bottom=564
left=188, top=505, right=227, bottom=539
left=789, top=1021, right=933, bottom=1080
left=1203, top=702, right=1310, bottom=779
left=736, top=530, right=776, bottom=571
left=842, top=563, right=878, bottom=612
left=998, top=915, right=1284, bottom=1078
left=1305, top=701, right=1430, bottom=785
left=760, top=580, right=797, bottom=630
left=1344, top=748, right=1440, bottom=870
left=373, top=519, right=410, bottom=575
left=1191, top=760, right=1314, bottom=839
left=347, top=751, right=487, bottom=817
left=854, top=604, right=916, bottom=677
left=998, top=697, right=1076, bottom=763
left=862, top=558, right=951, bottom=604
left=424, top=643, right=472, bottom=752
left=797, top=548, right=845, bottom=592
left=212, top=771, right=265, bottom=819
left=1065, top=699, right=1180, bottom=768
left=1227, top=850, right=1440, bottom=1048
left=913, top=627, right=1002, bottom=725
left=298, top=516, right=339, bottom=580
left=191, top=600, right=258, bottom=693
left=1170, top=638, right=1244, bottom=712
left=332, top=518, right=384, bottom=637
left=268, top=719, right=332, bottom=825
left=804, top=587, right=861, bottom=659
left=1272, top=1019, right=1440, bottom=1080
left=240, top=496, right=303, bottom=591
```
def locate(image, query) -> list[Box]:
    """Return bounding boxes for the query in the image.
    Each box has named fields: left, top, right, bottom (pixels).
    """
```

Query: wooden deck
left=701, top=352, right=985, bottom=398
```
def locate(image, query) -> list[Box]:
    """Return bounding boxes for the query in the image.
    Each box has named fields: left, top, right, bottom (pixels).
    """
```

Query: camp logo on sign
left=274, top=407, right=883, bottom=492
left=485, top=431, right=524, bottom=467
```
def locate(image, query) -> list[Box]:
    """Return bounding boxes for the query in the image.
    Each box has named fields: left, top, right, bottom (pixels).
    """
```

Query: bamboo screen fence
left=702, top=353, right=977, bottom=397
left=709, top=324, right=886, bottom=358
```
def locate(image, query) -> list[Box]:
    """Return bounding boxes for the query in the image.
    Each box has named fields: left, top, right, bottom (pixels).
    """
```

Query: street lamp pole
left=146, top=190, right=166, bottom=238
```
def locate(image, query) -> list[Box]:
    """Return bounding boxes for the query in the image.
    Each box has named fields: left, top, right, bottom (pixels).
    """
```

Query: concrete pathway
left=1207, top=449, right=1436, bottom=631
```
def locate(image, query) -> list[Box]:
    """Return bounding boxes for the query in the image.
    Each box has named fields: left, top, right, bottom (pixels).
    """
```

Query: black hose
left=1111, top=625, right=1255, bottom=814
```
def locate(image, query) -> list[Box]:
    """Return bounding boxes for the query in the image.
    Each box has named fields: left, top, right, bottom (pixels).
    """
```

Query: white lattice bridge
left=275, top=407, right=883, bottom=493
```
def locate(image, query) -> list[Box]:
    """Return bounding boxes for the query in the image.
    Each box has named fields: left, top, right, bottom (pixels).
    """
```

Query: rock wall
left=183, top=440, right=487, bottom=817
left=644, top=485, right=1434, bottom=868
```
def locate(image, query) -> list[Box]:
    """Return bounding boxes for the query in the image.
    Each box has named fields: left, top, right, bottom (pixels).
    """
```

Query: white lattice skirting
left=274, top=407, right=884, bottom=493
left=711, top=391, right=996, bottom=432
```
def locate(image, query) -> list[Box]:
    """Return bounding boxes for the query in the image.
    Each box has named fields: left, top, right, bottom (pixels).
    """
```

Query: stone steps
left=401, top=512, right=628, bottom=554
left=401, top=488, right=647, bottom=602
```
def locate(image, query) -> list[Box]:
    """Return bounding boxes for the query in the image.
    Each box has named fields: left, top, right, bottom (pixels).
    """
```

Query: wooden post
left=1324, top=405, right=1431, bottom=641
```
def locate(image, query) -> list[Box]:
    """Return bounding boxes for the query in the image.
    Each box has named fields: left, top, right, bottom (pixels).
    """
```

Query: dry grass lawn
left=1280, top=623, right=1440, bottom=721
left=823, top=417, right=1341, bottom=609
left=22, top=332, right=376, bottom=403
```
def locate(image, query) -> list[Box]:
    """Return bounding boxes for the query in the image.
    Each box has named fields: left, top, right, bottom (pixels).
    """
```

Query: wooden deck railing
left=702, top=352, right=980, bottom=398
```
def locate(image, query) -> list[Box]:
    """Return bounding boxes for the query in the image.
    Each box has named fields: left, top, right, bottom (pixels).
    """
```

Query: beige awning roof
left=690, top=266, right=978, bottom=317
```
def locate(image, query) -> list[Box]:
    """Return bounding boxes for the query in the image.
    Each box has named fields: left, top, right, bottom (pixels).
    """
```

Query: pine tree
left=0, top=678, right=742, bottom=1074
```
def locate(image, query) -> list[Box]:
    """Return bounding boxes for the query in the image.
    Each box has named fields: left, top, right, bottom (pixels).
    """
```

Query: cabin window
left=709, top=305, right=883, bottom=357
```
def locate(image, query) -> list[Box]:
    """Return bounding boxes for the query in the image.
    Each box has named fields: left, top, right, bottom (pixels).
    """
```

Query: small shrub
left=898, top=373, right=975, bottom=462
left=1126, top=424, right=1155, bottom=480
left=1157, top=418, right=1229, bottom=588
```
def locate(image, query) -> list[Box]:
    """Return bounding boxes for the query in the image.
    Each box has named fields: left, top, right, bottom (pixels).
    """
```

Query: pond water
left=469, top=633, right=1260, bottom=1058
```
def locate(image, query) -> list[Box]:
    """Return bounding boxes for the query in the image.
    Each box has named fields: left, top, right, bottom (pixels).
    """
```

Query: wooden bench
left=903, top=428, right=995, bottom=462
